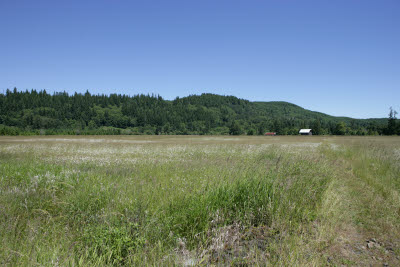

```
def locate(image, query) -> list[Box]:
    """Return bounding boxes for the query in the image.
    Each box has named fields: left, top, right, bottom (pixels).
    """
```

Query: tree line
left=0, top=88, right=396, bottom=136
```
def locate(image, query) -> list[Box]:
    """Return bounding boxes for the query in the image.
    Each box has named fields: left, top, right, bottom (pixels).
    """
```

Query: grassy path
left=319, top=142, right=400, bottom=266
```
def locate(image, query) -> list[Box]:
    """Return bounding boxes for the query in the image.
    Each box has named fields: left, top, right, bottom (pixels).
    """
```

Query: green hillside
left=0, top=89, right=390, bottom=135
left=252, top=101, right=386, bottom=125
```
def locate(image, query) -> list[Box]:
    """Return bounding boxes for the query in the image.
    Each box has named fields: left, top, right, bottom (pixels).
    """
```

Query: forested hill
left=0, top=89, right=390, bottom=135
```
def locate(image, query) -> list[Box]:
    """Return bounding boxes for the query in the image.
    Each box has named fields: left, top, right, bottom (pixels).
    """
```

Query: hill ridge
left=0, top=89, right=387, bottom=135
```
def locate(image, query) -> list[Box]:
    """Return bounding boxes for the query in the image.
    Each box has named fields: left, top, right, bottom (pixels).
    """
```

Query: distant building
left=299, top=129, right=312, bottom=135
left=264, top=132, right=276, bottom=136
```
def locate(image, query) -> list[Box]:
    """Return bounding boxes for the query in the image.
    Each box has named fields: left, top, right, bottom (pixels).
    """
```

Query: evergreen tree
left=229, top=121, right=242, bottom=135
left=386, top=107, right=397, bottom=135
left=311, top=119, right=322, bottom=135
left=334, top=122, right=346, bottom=135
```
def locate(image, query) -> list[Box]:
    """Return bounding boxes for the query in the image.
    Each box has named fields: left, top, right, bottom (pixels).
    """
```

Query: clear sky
left=1, top=0, right=399, bottom=119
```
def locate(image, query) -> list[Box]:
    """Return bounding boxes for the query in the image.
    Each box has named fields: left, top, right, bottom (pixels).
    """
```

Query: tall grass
left=1, top=136, right=399, bottom=265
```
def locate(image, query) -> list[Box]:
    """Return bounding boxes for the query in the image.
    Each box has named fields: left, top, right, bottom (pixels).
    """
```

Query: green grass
left=1, top=136, right=400, bottom=265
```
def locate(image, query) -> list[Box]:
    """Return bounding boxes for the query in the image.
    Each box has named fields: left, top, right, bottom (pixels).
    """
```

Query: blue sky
left=0, top=0, right=399, bottom=118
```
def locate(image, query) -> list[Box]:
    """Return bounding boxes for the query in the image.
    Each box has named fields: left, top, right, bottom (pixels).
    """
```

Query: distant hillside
left=252, top=101, right=386, bottom=125
left=0, top=89, right=389, bottom=135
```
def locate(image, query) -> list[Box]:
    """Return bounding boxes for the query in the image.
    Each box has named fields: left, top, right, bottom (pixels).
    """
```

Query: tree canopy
left=0, top=88, right=392, bottom=136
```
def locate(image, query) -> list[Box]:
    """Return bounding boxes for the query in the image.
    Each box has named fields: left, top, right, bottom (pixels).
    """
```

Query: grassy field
left=1, top=136, right=400, bottom=266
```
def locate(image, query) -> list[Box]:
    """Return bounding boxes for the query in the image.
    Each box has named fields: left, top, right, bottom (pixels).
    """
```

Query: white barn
left=299, top=129, right=312, bottom=135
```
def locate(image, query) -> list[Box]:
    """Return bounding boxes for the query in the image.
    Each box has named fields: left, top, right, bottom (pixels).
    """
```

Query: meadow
left=0, top=136, right=400, bottom=266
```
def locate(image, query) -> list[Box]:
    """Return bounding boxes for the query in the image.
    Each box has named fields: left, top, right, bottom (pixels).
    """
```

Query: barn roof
left=299, top=129, right=312, bottom=134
